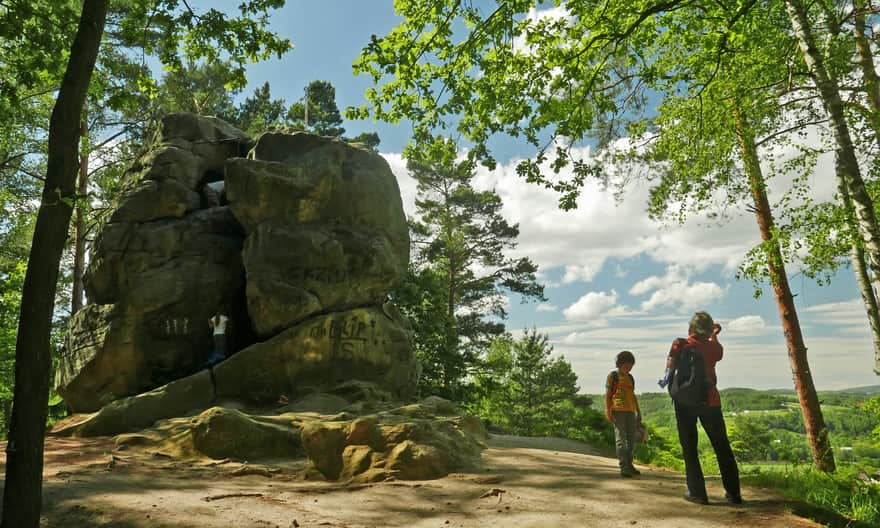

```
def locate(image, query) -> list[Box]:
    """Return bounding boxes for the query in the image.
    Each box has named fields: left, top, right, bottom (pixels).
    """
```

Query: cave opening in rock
left=198, top=168, right=228, bottom=208
left=230, top=270, right=257, bottom=354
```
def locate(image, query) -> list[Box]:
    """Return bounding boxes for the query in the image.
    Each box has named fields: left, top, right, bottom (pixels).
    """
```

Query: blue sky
left=199, top=1, right=878, bottom=392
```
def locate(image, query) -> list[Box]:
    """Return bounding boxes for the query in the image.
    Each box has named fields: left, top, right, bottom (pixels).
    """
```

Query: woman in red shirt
left=665, top=311, right=741, bottom=505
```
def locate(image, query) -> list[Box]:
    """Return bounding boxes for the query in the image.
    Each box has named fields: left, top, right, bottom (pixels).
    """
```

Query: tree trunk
left=1, top=1, right=109, bottom=526
left=851, top=242, right=880, bottom=374
left=733, top=105, right=836, bottom=472
left=71, top=121, right=89, bottom=315
left=853, top=0, right=880, bottom=128
left=849, top=2, right=880, bottom=373
left=784, top=0, right=880, bottom=292
left=836, top=163, right=880, bottom=374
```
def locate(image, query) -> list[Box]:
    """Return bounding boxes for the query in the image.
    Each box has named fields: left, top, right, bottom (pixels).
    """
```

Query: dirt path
left=0, top=435, right=822, bottom=528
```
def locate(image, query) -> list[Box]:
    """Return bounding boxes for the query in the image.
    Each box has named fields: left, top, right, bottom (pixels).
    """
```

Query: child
left=605, top=350, right=642, bottom=477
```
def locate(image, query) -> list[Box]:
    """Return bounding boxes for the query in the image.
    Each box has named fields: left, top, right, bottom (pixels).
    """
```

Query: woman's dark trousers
left=674, top=402, right=740, bottom=500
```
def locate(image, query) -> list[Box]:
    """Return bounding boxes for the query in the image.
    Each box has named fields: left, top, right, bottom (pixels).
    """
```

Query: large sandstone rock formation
left=57, top=113, right=417, bottom=413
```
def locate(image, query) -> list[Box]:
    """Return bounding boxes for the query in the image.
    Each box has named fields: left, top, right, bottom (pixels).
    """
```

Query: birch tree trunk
left=71, top=121, right=89, bottom=315
left=1, top=1, right=109, bottom=526
left=733, top=105, right=836, bottom=472
left=850, top=237, right=880, bottom=375
left=853, top=0, right=880, bottom=129
left=844, top=0, right=880, bottom=373
left=784, top=0, right=880, bottom=289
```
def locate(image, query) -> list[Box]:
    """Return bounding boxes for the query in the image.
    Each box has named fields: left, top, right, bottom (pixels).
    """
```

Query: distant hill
left=830, top=385, right=880, bottom=395
left=617, top=385, right=880, bottom=397
left=761, top=386, right=880, bottom=395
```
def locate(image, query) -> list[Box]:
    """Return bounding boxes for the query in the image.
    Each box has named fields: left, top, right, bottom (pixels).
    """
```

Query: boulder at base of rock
left=385, top=440, right=449, bottom=480
left=300, top=397, right=486, bottom=482
left=68, top=369, right=216, bottom=437
left=190, top=407, right=303, bottom=460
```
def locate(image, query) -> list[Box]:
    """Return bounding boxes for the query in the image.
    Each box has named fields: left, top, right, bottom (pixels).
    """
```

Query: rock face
left=57, top=113, right=416, bottom=413
left=226, top=133, right=409, bottom=337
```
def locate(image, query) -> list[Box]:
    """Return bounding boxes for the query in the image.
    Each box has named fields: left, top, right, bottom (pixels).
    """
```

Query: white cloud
left=386, top=136, right=817, bottom=287
left=629, top=268, right=685, bottom=296
left=563, top=290, right=625, bottom=323
left=802, top=298, right=864, bottom=315
left=801, top=298, right=875, bottom=333
left=536, top=303, right=558, bottom=313
left=381, top=152, right=418, bottom=219
left=560, top=331, right=590, bottom=345
left=726, top=315, right=768, bottom=335
left=627, top=266, right=726, bottom=314
left=562, top=260, right=604, bottom=283
left=640, top=280, right=727, bottom=313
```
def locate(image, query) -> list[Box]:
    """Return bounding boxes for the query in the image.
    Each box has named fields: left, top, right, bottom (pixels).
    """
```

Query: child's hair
left=615, top=350, right=635, bottom=367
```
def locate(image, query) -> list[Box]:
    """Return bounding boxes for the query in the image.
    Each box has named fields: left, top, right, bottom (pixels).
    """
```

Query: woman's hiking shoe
left=620, top=467, right=636, bottom=478
left=628, top=466, right=641, bottom=475
left=725, top=493, right=743, bottom=504
left=683, top=493, right=709, bottom=505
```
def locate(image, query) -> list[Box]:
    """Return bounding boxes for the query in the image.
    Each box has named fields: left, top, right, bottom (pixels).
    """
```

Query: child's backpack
left=668, top=338, right=708, bottom=407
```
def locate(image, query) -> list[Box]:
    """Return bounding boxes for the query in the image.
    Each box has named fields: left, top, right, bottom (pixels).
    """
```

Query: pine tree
left=402, top=136, right=544, bottom=400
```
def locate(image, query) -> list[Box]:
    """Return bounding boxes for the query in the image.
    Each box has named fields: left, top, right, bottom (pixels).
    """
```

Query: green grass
left=741, top=463, right=880, bottom=527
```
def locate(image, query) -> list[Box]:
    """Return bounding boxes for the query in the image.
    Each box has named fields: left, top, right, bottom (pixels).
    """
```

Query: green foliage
left=742, top=465, right=880, bottom=527
left=717, top=388, right=790, bottom=411
left=348, top=131, right=381, bottom=151
left=729, top=416, right=773, bottom=462
left=863, top=395, right=880, bottom=443
left=152, top=60, right=240, bottom=123
left=288, top=80, right=346, bottom=137
left=394, top=266, right=462, bottom=400
left=235, top=81, right=289, bottom=135
left=351, top=0, right=875, bottom=297
left=0, top=262, right=26, bottom=436
left=635, top=425, right=685, bottom=471
left=396, top=135, right=544, bottom=399
left=352, top=0, right=809, bottom=210
left=468, top=331, right=613, bottom=446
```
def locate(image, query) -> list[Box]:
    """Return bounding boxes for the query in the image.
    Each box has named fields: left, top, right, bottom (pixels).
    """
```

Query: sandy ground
left=0, top=434, right=824, bottom=528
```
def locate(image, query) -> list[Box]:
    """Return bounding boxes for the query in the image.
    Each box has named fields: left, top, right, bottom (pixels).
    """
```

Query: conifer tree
left=401, top=136, right=544, bottom=400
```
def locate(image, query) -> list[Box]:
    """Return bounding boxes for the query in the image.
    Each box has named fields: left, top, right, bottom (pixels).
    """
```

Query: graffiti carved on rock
left=57, top=113, right=417, bottom=413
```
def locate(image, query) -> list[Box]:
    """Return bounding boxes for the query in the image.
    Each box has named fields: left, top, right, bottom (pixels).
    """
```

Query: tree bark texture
left=847, top=3, right=880, bottom=373
left=853, top=0, right=880, bottom=128
left=835, top=158, right=880, bottom=374
left=850, top=244, right=880, bottom=375
left=732, top=105, right=836, bottom=472
left=784, top=0, right=880, bottom=294
left=1, top=1, right=109, bottom=526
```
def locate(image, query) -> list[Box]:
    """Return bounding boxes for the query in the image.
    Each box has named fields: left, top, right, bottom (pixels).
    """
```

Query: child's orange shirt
left=606, top=371, right=638, bottom=412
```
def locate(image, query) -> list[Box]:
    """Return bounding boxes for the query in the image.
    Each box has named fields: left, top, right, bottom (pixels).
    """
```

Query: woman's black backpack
left=668, top=338, right=708, bottom=407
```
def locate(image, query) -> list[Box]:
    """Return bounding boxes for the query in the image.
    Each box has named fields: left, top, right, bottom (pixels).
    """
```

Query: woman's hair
left=615, top=350, right=635, bottom=367
left=690, top=311, right=714, bottom=337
